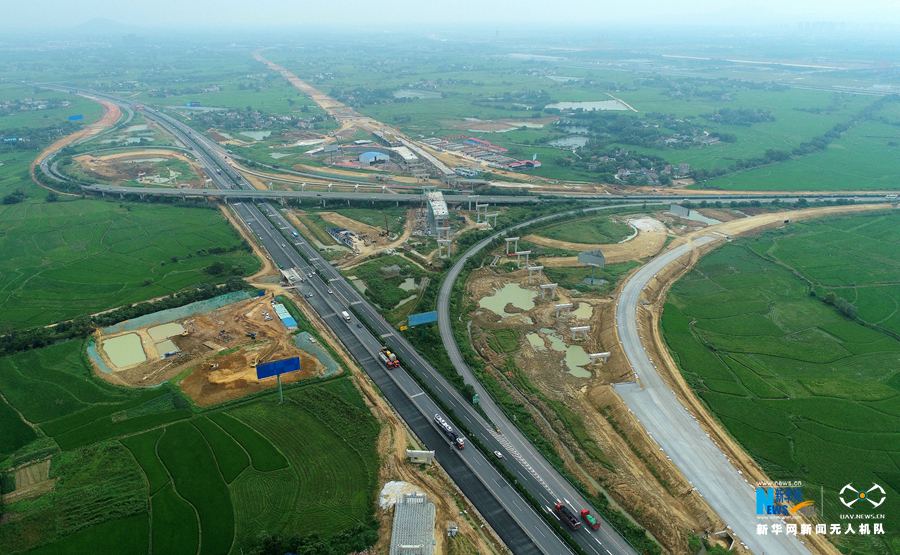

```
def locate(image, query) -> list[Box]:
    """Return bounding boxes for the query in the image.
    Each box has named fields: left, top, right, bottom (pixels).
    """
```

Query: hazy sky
left=4, top=0, right=900, bottom=31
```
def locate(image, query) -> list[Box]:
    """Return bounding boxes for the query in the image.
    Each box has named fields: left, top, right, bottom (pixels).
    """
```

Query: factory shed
left=359, top=151, right=390, bottom=165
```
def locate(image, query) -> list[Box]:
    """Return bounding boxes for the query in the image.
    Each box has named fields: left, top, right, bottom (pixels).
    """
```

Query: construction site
left=90, top=293, right=335, bottom=406
left=73, top=150, right=209, bottom=188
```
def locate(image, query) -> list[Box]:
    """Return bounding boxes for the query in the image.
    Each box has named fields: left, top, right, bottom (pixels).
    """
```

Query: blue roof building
left=358, top=151, right=390, bottom=165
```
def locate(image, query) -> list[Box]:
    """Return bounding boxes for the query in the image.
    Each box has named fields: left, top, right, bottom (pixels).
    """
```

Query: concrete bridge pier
left=570, top=326, right=589, bottom=340
left=505, top=237, right=520, bottom=255
left=527, top=265, right=544, bottom=285
left=540, top=283, right=558, bottom=300
left=555, top=303, right=573, bottom=318
left=515, top=250, right=532, bottom=269
left=589, top=352, right=611, bottom=364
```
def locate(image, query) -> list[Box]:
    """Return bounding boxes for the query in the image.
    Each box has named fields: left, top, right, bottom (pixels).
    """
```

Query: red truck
left=378, top=347, right=400, bottom=369
left=581, top=509, right=601, bottom=530
left=555, top=503, right=581, bottom=531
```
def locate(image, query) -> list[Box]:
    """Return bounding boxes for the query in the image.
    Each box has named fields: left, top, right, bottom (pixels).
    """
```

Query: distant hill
left=70, top=17, right=145, bottom=36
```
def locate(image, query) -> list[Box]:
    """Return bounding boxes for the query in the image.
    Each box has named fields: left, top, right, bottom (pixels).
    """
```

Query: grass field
left=701, top=119, right=900, bottom=191
left=0, top=83, right=105, bottom=133
left=662, top=213, right=900, bottom=553
left=533, top=215, right=633, bottom=245
left=344, top=254, right=431, bottom=311
left=0, top=200, right=261, bottom=330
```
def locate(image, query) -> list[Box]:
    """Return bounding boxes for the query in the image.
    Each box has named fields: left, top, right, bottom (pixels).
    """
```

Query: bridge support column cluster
left=527, top=265, right=543, bottom=285
left=554, top=303, right=573, bottom=318
left=570, top=326, right=589, bottom=340
left=438, top=239, right=451, bottom=258
left=475, top=203, right=489, bottom=223
left=515, top=251, right=532, bottom=269
left=540, top=283, right=558, bottom=300
left=505, top=237, right=520, bottom=255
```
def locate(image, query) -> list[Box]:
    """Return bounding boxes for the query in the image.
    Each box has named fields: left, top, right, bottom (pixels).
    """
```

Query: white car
left=493, top=451, right=503, bottom=459
left=327, top=289, right=333, bottom=294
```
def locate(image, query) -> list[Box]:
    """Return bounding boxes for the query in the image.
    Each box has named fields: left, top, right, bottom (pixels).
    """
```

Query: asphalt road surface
left=237, top=201, right=568, bottom=555
left=613, top=237, right=810, bottom=555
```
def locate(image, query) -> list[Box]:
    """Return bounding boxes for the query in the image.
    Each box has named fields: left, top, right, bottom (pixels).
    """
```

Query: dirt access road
left=30, top=98, right=122, bottom=192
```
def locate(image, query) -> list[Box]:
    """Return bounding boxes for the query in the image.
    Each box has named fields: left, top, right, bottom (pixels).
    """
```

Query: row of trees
left=0, top=278, right=252, bottom=357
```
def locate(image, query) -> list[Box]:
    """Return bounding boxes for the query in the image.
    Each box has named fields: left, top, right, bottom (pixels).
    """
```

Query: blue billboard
left=188, top=101, right=200, bottom=107
left=68, top=114, right=83, bottom=121
left=1, top=137, right=18, bottom=143
left=408, top=311, right=438, bottom=327
left=256, top=357, right=301, bottom=380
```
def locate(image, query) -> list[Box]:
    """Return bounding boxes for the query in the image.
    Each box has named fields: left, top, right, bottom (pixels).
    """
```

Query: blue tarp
left=256, top=357, right=301, bottom=380
left=408, top=311, right=438, bottom=326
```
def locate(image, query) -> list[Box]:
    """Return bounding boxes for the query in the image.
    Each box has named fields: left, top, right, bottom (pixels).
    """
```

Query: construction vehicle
left=434, top=414, right=465, bottom=449
left=378, top=347, right=400, bottom=369
left=580, top=509, right=601, bottom=530
left=250, top=355, right=259, bottom=368
left=246, top=332, right=257, bottom=339
left=555, top=503, right=581, bottom=531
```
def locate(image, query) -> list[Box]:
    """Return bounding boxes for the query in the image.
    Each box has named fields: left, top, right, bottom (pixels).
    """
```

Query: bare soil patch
left=73, top=150, right=206, bottom=187
left=1, top=460, right=55, bottom=505
left=92, top=296, right=325, bottom=405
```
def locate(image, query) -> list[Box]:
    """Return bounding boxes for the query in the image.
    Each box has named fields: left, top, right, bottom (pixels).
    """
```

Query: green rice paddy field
left=0, top=200, right=261, bottom=330
left=0, top=337, right=380, bottom=555
left=662, top=211, right=900, bottom=554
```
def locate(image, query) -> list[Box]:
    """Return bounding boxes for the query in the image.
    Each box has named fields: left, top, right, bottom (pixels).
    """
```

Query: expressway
left=613, top=239, right=810, bottom=555
left=41, top=86, right=894, bottom=555
left=434, top=201, right=892, bottom=555
left=79, top=183, right=539, bottom=205
left=237, top=201, right=565, bottom=555
left=253, top=204, right=634, bottom=555
left=58, top=88, right=586, bottom=555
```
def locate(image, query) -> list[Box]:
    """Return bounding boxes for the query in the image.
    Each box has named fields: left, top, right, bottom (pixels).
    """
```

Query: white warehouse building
left=425, top=191, right=449, bottom=237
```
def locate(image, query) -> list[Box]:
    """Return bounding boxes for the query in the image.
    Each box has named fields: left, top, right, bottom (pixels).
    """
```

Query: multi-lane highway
left=237, top=201, right=566, bottom=555
left=40, top=86, right=897, bottom=555
left=57, top=89, right=589, bottom=555
left=251, top=205, right=634, bottom=555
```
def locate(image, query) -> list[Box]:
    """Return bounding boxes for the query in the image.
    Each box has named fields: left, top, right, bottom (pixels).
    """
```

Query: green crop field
left=702, top=119, right=900, bottom=191
left=151, top=483, right=200, bottom=555
left=0, top=328, right=381, bottom=555
left=0, top=442, right=147, bottom=554
left=120, top=427, right=170, bottom=495
left=0, top=200, right=261, bottom=330
left=533, top=215, right=633, bottom=245
left=192, top=416, right=250, bottom=483
left=229, top=384, right=381, bottom=553
left=662, top=211, right=900, bottom=553
left=157, top=421, right=235, bottom=555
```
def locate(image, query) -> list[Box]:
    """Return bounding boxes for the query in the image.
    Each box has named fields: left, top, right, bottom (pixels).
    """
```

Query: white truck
left=341, top=311, right=351, bottom=322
